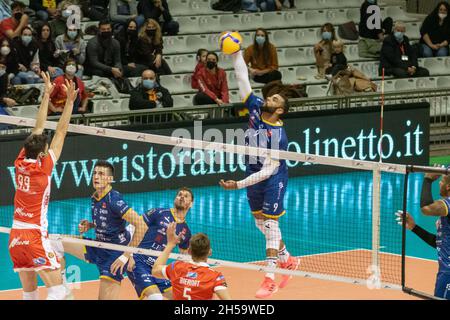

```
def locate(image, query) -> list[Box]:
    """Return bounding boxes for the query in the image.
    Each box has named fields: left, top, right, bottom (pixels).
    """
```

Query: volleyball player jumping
left=219, top=49, right=299, bottom=299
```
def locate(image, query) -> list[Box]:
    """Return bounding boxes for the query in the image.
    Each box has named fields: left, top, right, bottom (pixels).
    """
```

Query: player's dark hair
left=98, top=19, right=112, bottom=28
left=190, top=233, right=210, bottom=260
left=24, top=134, right=48, bottom=159
left=95, top=160, right=115, bottom=176
left=206, top=51, right=219, bottom=62
left=178, top=187, right=194, bottom=201
left=11, top=1, right=25, bottom=10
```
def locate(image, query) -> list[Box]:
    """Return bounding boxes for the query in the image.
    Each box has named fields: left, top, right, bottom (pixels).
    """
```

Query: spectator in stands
left=118, top=19, right=147, bottom=77
left=49, top=1, right=79, bottom=40
left=110, top=0, right=144, bottom=29
left=55, top=24, right=86, bottom=78
left=11, top=26, right=43, bottom=84
left=49, top=58, right=88, bottom=115
left=0, top=1, right=29, bottom=41
left=135, top=18, right=171, bottom=75
left=138, top=0, right=179, bottom=35
left=0, top=38, right=19, bottom=82
left=358, top=0, right=393, bottom=58
left=325, top=40, right=348, bottom=77
left=37, top=22, right=63, bottom=79
left=244, top=28, right=282, bottom=84
left=86, top=20, right=123, bottom=78
left=379, top=21, right=430, bottom=79
left=420, top=1, right=450, bottom=58
left=129, top=69, right=173, bottom=109
left=29, top=0, right=62, bottom=22
left=241, top=0, right=283, bottom=12
left=314, top=23, right=336, bottom=79
left=191, top=48, right=208, bottom=90
left=193, top=52, right=229, bottom=106
left=77, top=0, right=108, bottom=21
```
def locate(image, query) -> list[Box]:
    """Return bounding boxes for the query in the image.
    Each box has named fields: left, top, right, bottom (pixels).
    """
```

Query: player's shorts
left=84, top=245, right=126, bottom=283
left=434, top=271, right=450, bottom=299
left=247, top=172, right=288, bottom=218
left=8, top=228, right=60, bottom=272
left=127, top=257, right=172, bottom=299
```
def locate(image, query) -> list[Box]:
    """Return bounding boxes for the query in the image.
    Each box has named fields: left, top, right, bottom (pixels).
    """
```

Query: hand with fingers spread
left=166, top=222, right=181, bottom=248
left=425, top=163, right=444, bottom=181
left=63, top=79, right=79, bottom=102
left=41, top=71, right=55, bottom=95
left=395, top=210, right=415, bottom=230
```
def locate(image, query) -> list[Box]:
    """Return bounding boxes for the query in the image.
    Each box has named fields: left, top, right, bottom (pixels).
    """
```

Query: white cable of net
left=0, top=115, right=406, bottom=174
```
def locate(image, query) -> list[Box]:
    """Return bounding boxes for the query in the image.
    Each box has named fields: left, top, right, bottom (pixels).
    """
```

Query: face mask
left=206, top=61, right=216, bottom=69
left=394, top=31, right=404, bottom=42
left=62, top=9, right=72, bottom=18
left=143, top=79, right=155, bottom=89
left=21, top=35, right=32, bottom=46
left=65, top=65, right=76, bottom=75
left=127, top=29, right=137, bottom=37
left=439, top=13, right=447, bottom=19
left=14, top=12, right=22, bottom=21
left=67, top=31, right=77, bottom=39
left=146, top=29, right=156, bottom=37
left=322, top=31, right=332, bottom=41
left=255, top=36, right=265, bottom=45
left=100, top=31, right=112, bottom=40
left=0, top=46, right=10, bottom=56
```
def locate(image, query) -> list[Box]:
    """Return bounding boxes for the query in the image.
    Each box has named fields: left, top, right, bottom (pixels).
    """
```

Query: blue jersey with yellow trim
left=91, top=188, right=131, bottom=245
left=437, top=198, right=450, bottom=272
left=136, top=208, right=191, bottom=267
left=244, top=92, right=288, bottom=173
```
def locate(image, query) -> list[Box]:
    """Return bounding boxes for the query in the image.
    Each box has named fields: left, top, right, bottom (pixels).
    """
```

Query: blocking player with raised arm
left=8, top=72, right=78, bottom=300
left=125, top=188, right=193, bottom=300
left=219, top=48, right=299, bottom=299
left=50, top=161, right=148, bottom=300
left=152, top=222, right=231, bottom=300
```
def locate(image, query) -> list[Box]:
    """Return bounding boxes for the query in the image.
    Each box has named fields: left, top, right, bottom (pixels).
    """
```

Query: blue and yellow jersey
left=437, top=198, right=450, bottom=272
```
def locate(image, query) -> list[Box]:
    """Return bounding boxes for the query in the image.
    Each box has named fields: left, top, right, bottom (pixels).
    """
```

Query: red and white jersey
left=162, top=261, right=227, bottom=300
left=12, top=148, right=56, bottom=232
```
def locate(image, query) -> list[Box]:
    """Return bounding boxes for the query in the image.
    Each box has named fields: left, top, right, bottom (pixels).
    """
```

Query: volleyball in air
left=219, top=31, right=242, bottom=55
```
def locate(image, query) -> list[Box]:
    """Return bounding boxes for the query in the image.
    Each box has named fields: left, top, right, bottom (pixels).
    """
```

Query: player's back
left=164, top=261, right=227, bottom=300
left=436, top=200, right=450, bottom=272
left=13, top=148, right=55, bottom=231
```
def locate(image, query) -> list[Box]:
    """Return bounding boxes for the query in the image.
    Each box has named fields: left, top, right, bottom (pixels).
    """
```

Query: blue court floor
left=0, top=172, right=439, bottom=290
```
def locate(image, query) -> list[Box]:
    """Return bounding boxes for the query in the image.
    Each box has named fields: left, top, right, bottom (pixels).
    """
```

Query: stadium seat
left=306, top=84, right=330, bottom=97
left=436, top=76, right=450, bottom=88
left=159, top=74, right=193, bottom=94
left=241, top=12, right=264, bottom=30
left=173, top=94, right=195, bottom=108
left=394, top=78, right=416, bottom=91
left=6, top=105, right=39, bottom=118
left=165, top=54, right=197, bottom=74
left=120, top=98, right=130, bottom=111
left=92, top=99, right=123, bottom=113
left=416, top=77, right=437, bottom=90
left=175, top=16, right=202, bottom=34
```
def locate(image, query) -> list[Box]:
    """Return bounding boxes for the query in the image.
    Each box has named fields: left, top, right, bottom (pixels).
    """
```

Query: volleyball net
left=0, top=115, right=411, bottom=292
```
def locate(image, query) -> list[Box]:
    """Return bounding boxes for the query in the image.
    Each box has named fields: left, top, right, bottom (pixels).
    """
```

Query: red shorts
left=8, top=229, right=60, bottom=272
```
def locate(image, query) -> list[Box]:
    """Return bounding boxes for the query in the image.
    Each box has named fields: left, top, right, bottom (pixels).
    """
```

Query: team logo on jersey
left=155, top=234, right=164, bottom=244
left=15, top=208, right=34, bottom=218
left=186, top=272, right=198, bottom=279
left=102, top=203, right=107, bottom=209
left=116, top=200, right=125, bottom=206
left=9, top=237, right=30, bottom=248
left=48, top=252, right=55, bottom=259
left=33, top=257, right=47, bottom=266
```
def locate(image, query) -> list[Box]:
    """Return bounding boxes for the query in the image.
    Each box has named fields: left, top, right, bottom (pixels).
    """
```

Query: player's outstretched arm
left=232, top=50, right=252, bottom=101
left=152, top=222, right=180, bottom=278
left=49, top=79, right=78, bottom=161
left=420, top=170, right=448, bottom=217
left=395, top=210, right=437, bottom=248
left=32, top=72, right=54, bottom=135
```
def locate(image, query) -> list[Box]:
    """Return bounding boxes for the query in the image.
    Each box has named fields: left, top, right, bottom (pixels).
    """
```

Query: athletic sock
left=23, top=289, right=39, bottom=300
left=278, top=245, right=290, bottom=264
left=265, top=257, right=278, bottom=280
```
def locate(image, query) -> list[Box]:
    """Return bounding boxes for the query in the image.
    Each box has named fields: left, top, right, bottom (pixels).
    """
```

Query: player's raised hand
left=166, top=222, right=181, bottom=247
left=219, top=179, right=238, bottom=190
left=111, top=254, right=129, bottom=276
left=78, top=219, right=91, bottom=234
left=395, top=210, right=415, bottom=230
left=62, top=79, right=79, bottom=102
left=425, top=164, right=444, bottom=181
left=41, top=71, right=55, bottom=95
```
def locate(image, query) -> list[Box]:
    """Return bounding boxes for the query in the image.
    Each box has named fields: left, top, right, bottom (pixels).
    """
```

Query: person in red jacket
left=193, top=52, right=229, bottom=106
left=191, top=48, right=207, bottom=90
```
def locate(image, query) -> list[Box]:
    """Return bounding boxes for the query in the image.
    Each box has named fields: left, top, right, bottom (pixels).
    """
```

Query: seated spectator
left=241, top=0, right=283, bottom=12
left=11, top=26, right=43, bottom=84
left=135, top=19, right=171, bottom=75
left=85, top=19, right=123, bottom=78
left=118, top=19, right=147, bottom=77
left=138, top=0, right=179, bottom=35
left=49, top=1, right=79, bottom=40
left=244, top=28, right=282, bottom=84
left=314, top=23, right=336, bottom=79
left=55, top=24, right=86, bottom=78
left=110, top=0, right=144, bottom=29
left=193, top=52, right=229, bottom=106
left=358, top=0, right=393, bottom=58
left=37, top=22, right=64, bottom=79
left=191, top=48, right=208, bottom=89
left=325, top=40, right=348, bottom=77
left=0, top=38, right=19, bottom=82
left=420, top=1, right=450, bottom=58
left=0, top=1, right=29, bottom=41
left=129, top=69, right=173, bottom=109
left=78, top=0, right=108, bottom=21
left=379, top=21, right=430, bottom=78
left=49, top=58, right=88, bottom=115
left=29, top=0, right=62, bottom=22
left=0, top=62, right=17, bottom=111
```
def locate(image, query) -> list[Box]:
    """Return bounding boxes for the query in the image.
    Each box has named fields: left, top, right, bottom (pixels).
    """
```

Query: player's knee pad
left=46, top=284, right=66, bottom=300
left=255, top=219, right=265, bottom=234
left=50, top=239, right=64, bottom=259
left=23, top=289, right=39, bottom=300
left=146, top=293, right=163, bottom=300
left=264, top=219, right=282, bottom=250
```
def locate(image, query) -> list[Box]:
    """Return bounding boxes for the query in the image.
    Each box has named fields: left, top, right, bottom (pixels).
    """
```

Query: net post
left=401, top=171, right=409, bottom=290
left=372, top=168, right=381, bottom=276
